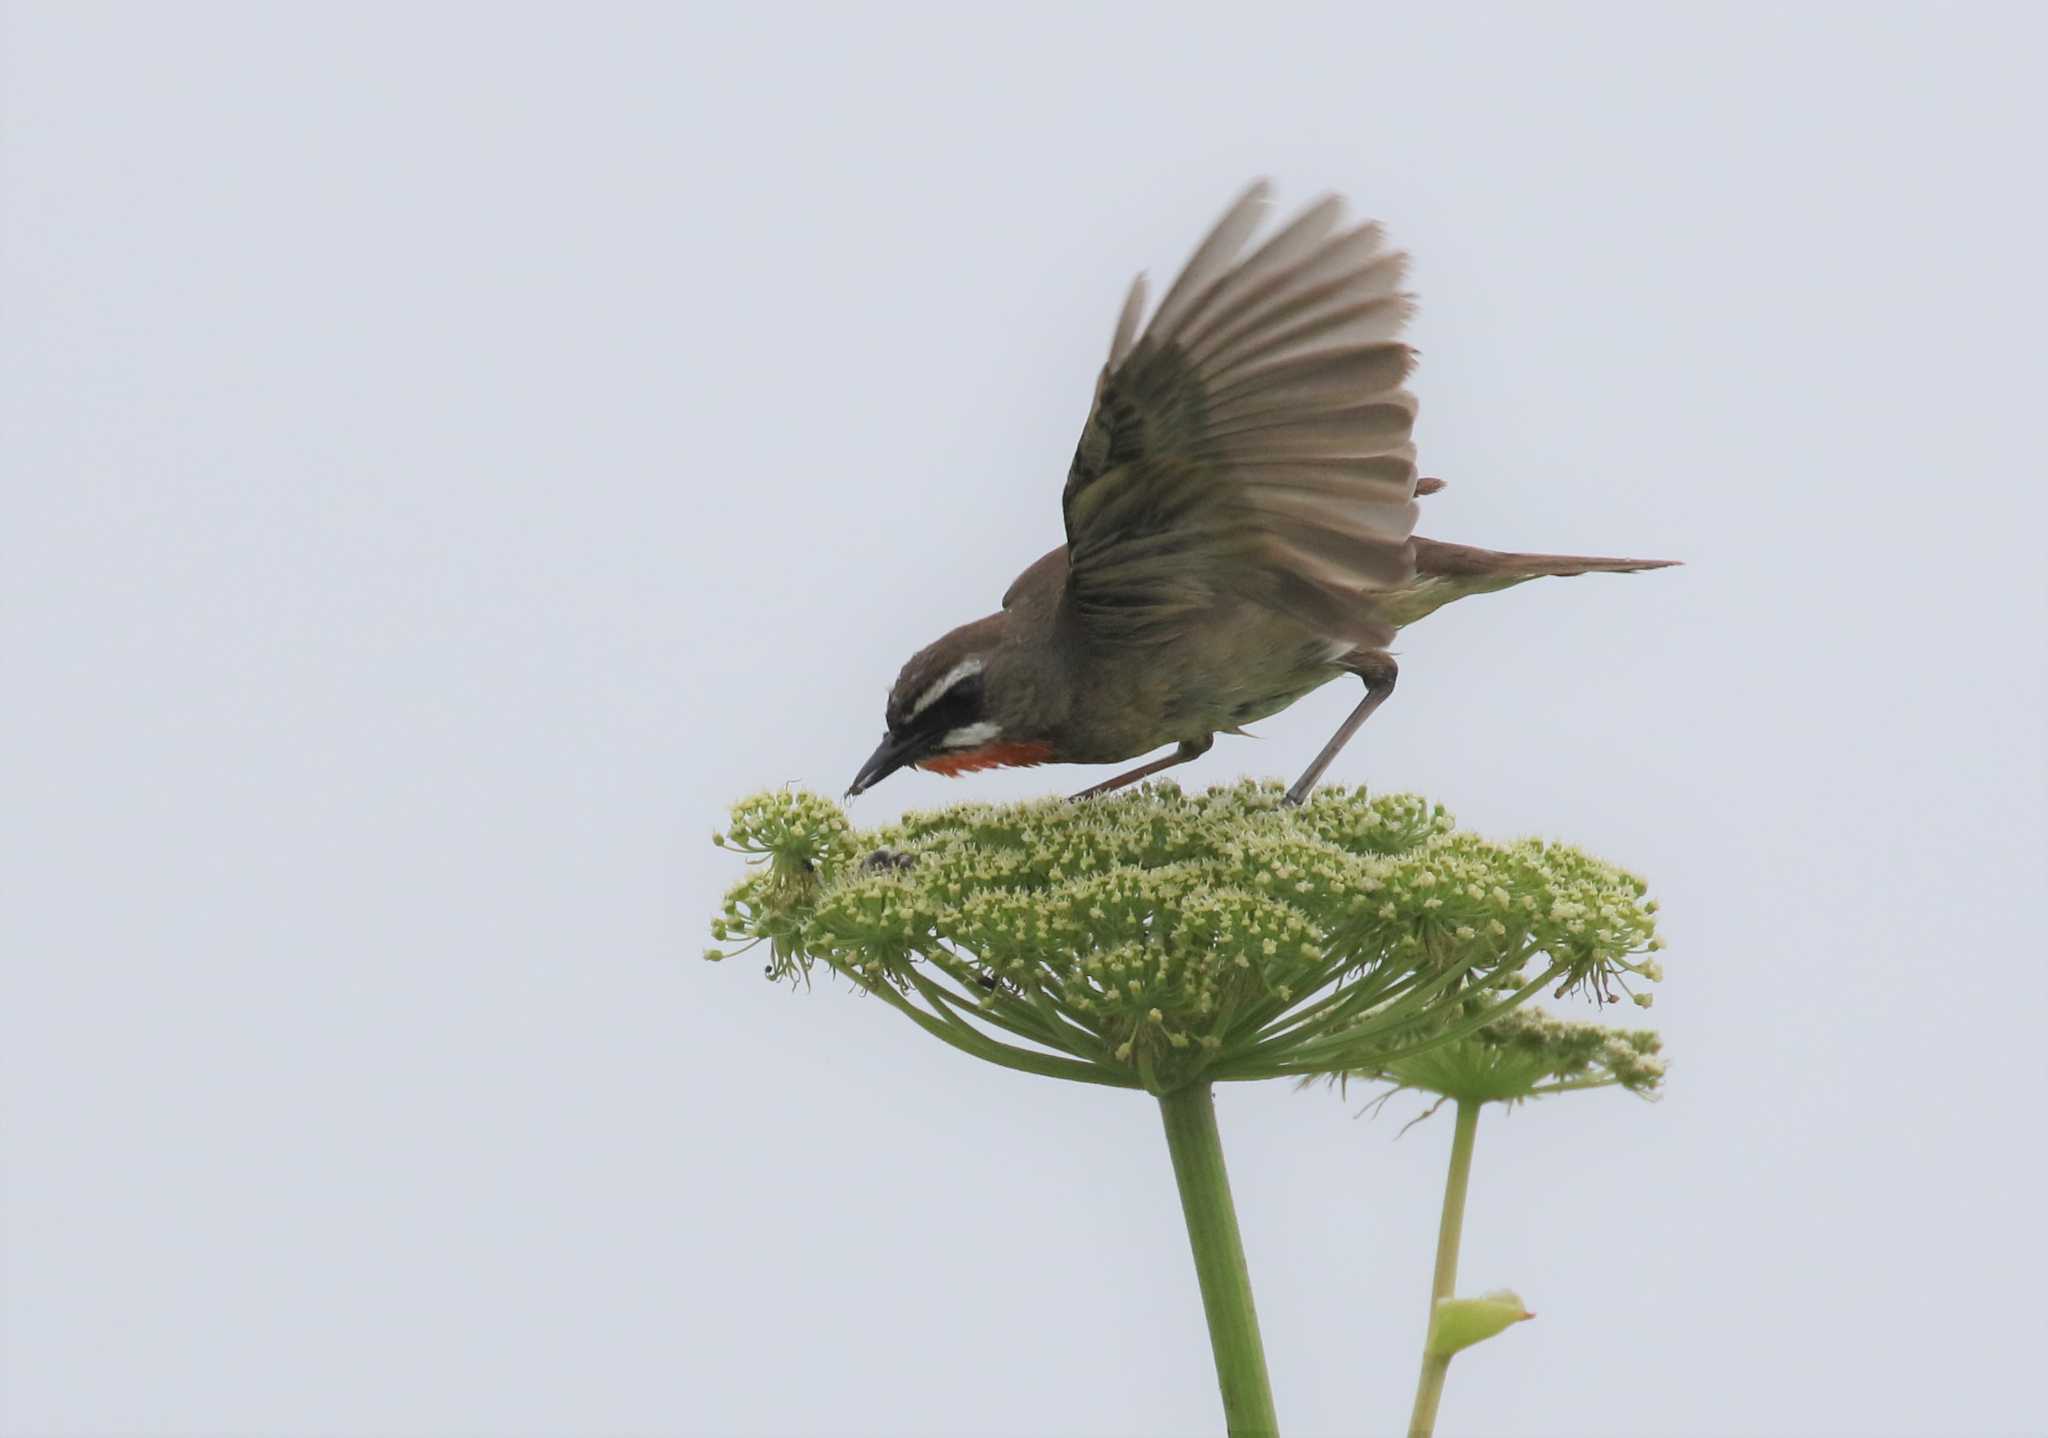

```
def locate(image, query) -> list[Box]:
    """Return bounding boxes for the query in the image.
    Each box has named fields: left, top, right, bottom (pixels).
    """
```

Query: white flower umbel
left=711, top=782, right=1663, bottom=1092
left=710, top=781, right=1668, bottom=1437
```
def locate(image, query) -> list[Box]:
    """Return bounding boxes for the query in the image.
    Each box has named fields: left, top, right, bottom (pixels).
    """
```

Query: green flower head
left=709, top=782, right=1665, bottom=1094
left=1355, top=1006, right=1668, bottom=1111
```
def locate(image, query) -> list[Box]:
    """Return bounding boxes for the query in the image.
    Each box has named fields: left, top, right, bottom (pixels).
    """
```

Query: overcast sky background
left=4, top=5, right=2045, bottom=1436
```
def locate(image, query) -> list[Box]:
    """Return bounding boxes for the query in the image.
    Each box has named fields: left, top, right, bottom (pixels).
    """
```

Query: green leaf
left=1427, top=1289, right=1534, bottom=1358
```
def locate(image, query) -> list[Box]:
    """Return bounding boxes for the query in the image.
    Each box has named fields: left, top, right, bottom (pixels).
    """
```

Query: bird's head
left=845, top=615, right=1053, bottom=797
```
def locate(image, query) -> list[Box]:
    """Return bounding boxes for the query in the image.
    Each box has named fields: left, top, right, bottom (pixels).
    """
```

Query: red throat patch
left=916, top=740, right=1056, bottom=777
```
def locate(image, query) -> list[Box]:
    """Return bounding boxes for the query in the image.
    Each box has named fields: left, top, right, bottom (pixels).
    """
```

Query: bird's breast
left=917, top=740, right=1057, bottom=777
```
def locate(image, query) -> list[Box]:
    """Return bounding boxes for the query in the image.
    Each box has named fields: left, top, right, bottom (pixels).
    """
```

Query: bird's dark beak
left=846, top=730, right=927, bottom=798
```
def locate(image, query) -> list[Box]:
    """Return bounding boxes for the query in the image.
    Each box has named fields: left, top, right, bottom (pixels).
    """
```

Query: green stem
left=1158, top=1083, right=1279, bottom=1437
left=861, top=977, right=1138, bottom=1088
left=1362, top=962, right=1568, bottom=1070
left=1219, top=961, right=1475, bottom=1076
left=904, top=966, right=1058, bottom=1048
left=1408, top=1099, right=1481, bottom=1438
left=1220, top=952, right=1360, bottom=1042
left=1237, top=959, right=1569, bottom=1081
left=1234, top=963, right=1411, bottom=1052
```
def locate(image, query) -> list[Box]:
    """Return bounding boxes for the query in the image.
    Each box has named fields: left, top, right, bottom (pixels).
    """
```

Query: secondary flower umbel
left=1351, top=1005, right=1668, bottom=1112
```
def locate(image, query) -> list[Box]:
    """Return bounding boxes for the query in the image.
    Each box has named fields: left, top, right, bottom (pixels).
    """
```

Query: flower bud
left=1427, top=1289, right=1534, bottom=1358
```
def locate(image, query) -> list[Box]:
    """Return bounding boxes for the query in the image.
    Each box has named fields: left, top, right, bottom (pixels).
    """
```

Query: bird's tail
left=1369, top=537, right=1678, bottom=627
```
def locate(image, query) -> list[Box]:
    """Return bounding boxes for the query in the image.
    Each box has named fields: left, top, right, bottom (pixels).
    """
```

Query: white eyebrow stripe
left=940, top=721, right=1002, bottom=750
left=909, top=658, right=984, bottom=719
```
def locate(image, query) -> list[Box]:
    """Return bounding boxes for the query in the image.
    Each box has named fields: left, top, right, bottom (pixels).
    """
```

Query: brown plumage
left=847, top=182, right=1677, bottom=803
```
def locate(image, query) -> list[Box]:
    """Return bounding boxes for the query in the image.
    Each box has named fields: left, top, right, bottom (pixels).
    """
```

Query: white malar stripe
left=939, top=721, right=1002, bottom=750
left=910, top=658, right=984, bottom=719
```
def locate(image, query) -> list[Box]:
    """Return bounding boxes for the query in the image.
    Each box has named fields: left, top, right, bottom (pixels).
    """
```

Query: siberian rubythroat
left=847, top=182, right=1675, bottom=804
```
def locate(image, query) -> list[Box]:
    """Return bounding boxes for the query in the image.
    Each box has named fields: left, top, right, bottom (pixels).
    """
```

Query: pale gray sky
left=4, top=4, right=2044, bottom=1436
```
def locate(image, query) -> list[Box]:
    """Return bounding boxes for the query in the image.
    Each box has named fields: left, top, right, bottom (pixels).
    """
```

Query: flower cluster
left=1358, top=1005, right=1668, bottom=1109
left=709, top=782, right=1665, bottom=1093
left=709, top=790, right=861, bottom=982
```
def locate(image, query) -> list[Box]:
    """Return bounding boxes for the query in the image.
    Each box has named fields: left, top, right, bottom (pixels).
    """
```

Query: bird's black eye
left=907, top=671, right=983, bottom=739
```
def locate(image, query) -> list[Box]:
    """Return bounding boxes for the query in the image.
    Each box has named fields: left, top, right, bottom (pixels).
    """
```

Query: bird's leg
left=1284, top=653, right=1398, bottom=805
left=1071, top=736, right=1214, bottom=801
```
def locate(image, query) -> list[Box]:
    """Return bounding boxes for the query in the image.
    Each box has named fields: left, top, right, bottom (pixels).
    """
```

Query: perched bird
left=847, top=181, right=1674, bottom=804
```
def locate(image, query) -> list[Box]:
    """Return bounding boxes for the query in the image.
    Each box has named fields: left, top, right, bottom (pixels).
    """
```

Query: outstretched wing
left=1061, top=181, right=1421, bottom=649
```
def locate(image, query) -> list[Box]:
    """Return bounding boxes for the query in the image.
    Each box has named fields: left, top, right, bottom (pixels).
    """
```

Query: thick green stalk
left=1158, top=1083, right=1279, bottom=1437
left=1408, top=1099, right=1481, bottom=1438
